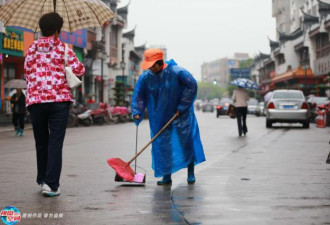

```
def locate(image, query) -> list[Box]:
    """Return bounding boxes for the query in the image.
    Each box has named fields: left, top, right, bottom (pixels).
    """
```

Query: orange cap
left=141, top=48, right=164, bottom=70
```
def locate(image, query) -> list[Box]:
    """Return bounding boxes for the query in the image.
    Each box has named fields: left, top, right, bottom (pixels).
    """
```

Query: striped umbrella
left=0, top=0, right=116, bottom=33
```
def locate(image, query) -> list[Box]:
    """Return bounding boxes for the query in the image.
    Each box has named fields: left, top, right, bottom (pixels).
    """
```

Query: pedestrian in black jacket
left=10, top=88, right=26, bottom=136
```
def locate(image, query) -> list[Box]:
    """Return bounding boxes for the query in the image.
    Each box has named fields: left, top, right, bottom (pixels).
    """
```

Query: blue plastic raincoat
left=132, top=59, right=206, bottom=177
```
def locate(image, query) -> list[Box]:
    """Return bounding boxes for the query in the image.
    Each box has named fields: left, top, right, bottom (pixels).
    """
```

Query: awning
left=272, top=67, right=314, bottom=83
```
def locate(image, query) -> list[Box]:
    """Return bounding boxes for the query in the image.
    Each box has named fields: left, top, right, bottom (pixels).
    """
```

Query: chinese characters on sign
left=230, top=68, right=251, bottom=79
left=0, top=27, right=24, bottom=57
left=60, top=29, right=87, bottom=48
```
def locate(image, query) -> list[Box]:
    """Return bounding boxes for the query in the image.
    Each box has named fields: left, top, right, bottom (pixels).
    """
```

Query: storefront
left=271, top=66, right=325, bottom=96
left=0, top=27, right=34, bottom=112
left=59, top=29, right=87, bottom=105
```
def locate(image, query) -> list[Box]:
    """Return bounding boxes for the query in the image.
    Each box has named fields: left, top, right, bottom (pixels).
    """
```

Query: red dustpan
left=107, top=112, right=179, bottom=182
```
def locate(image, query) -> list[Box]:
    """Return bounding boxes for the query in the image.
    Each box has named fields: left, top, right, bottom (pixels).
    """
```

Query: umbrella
left=0, top=0, right=116, bottom=33
left=264, top=91, right=273, bottom=102
left=230, top=78, right=260, bottom=90
left=4, top=79, right=27, bottom=89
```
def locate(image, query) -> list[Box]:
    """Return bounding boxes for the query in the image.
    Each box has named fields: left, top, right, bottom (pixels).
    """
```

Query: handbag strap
left=64, top=43, right=68, bottom=67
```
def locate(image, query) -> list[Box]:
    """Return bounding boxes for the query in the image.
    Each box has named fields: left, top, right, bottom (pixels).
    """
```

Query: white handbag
left=64, top=43, right=82, bottom=89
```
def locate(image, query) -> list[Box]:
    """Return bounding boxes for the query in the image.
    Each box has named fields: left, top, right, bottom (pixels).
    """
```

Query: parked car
left=195, top=99, right=203, bottom=111
left=216, top=98, right=233, bottom=117
left=202, top=103, right=214, bottom=112
left=265, top=90, right=310, bottom=128
left=255, top=101, right=265, bottom=117
left=247, top=98, right=258, bottom=114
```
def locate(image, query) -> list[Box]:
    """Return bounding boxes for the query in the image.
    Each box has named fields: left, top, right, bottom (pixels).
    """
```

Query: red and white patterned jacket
left=24, top=36, right=85, bottom=106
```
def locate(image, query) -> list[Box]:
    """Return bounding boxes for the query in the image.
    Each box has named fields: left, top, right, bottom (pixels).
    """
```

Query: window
left=273, top=91, right=304, bottom=99
left=316, top=33, right=330, bottom=58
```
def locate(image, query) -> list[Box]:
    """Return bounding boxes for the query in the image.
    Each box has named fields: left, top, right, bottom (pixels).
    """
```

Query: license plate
left=283, top=105, right=293, bottom=109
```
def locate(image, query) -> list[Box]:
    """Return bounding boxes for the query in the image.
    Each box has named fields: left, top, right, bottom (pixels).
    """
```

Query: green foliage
left=239, top=58, right=254, bottom=68
left=112, top=81, right=126, bottom=106
left=197, top=82, right=226, bottom=100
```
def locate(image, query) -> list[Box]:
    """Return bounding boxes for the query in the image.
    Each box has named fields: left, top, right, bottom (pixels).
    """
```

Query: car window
left=248, top=99, right=258, bottom=105
left=273, top=92, right=303, bottom=99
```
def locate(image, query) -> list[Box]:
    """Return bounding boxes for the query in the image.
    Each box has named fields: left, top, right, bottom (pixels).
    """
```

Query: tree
left=113, top=81, right=126, bottom=106
left=227, top=58, right=256, bottom=98
left=197, top=82, right=226, bottom=100
left=239, top=58, right=254, bottom=69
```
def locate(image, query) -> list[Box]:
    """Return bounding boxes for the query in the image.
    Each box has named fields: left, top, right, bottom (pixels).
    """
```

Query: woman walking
left=24, top=12, right=85, bottom=197
left=232, top=86, right=250, bottom=137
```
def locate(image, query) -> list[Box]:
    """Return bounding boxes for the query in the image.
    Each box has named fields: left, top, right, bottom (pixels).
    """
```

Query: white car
left=265, top=90, right=310, bottom=128
left=247, top=98, right=258, bottom=114
left=255, top=102, right=265, bottom=116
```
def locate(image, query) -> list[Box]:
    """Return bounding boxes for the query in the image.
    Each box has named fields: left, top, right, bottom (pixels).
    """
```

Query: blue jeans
left=28, top=102, right=70, bottom=191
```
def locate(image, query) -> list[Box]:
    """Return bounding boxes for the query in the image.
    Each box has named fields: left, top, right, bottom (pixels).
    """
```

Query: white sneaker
left=42, top=184, right=60, bottom=197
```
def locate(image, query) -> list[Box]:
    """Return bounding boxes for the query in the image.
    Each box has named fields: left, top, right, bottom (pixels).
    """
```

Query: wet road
left=0, top=111, right=329, bottom=224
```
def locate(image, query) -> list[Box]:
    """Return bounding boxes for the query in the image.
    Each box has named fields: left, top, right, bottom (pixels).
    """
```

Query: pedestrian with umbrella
left=10, top=88, right=26, bottom=136
left=132, top=49, right=206, bottom=185
left=231, top=78, right=260, bottom=137
left=24, top=12, right=86, bottom=197
left=4, top=80, right=27, bottom=136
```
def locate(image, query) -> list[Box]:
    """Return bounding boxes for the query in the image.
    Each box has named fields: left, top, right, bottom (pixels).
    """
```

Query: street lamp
left=120, top=61, right=126, bottom=106
left=301, top=49, right=310, bottom=96
left=97, top=36, right=107, bottom=103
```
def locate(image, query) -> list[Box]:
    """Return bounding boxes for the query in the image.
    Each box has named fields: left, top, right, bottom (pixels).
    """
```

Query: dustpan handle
left=127, top=112, right=179, bottom=165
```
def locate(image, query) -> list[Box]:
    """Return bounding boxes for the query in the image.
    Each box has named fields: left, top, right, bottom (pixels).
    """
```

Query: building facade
left=201, top=53, right=250, bottom=88
left=256, top=0, right=330, bottom=97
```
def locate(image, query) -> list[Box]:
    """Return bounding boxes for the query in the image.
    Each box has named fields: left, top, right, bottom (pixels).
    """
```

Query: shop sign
left=0, top=27, right=24, bottom=57
left=60, top=29, right=87, bottom=48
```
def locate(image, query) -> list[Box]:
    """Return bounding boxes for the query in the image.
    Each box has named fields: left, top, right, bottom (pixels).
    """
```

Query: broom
left=107, top=112, right=179, bottom=181
left=327, top=141, right=330, bottom=164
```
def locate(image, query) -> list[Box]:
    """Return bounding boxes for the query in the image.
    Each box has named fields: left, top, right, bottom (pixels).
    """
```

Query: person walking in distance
left=24, top=12, right=85, bottom=197
left=132, top=48, right=206, bottom=185
left=10, top=88, right=26, bottom=136
left=232, top=86, right=250, bottom=137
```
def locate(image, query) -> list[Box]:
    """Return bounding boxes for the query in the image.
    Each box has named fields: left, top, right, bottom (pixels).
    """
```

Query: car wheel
left=266, top=120, right=272, bottom=128
left=303, top=121, right=310, bottom=128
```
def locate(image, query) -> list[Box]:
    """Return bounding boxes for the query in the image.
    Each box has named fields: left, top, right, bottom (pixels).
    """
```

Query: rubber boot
left=157, top=174, right=172, bottom=185
left=15, top=127, right=20, bottom=136
left=187, top=162, right=195, bottom=184
left=19, top=129, right=24, bottom=136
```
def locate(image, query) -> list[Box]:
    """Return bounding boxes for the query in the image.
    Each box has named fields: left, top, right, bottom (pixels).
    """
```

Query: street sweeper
left=132, top=48, right=206, bottom=185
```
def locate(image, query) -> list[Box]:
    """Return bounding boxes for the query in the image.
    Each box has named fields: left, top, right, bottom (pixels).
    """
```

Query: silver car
left=266, top=90, right=310, bottom=128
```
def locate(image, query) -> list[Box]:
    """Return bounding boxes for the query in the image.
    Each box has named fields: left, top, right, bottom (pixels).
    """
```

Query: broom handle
left=127, top=112, right=179, bottom=165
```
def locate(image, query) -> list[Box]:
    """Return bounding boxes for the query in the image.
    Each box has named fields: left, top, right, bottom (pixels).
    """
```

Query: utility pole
left=302, top=49, right=309, bottom=96
left=121, top=43, right=126, bottom=106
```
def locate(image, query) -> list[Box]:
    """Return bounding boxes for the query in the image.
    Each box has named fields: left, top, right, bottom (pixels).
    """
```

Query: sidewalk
left=0, top=124, right=32, bottom=133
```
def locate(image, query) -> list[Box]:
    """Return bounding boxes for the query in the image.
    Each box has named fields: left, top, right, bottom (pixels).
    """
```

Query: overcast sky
left=120, top=0, right=276, bottom=81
